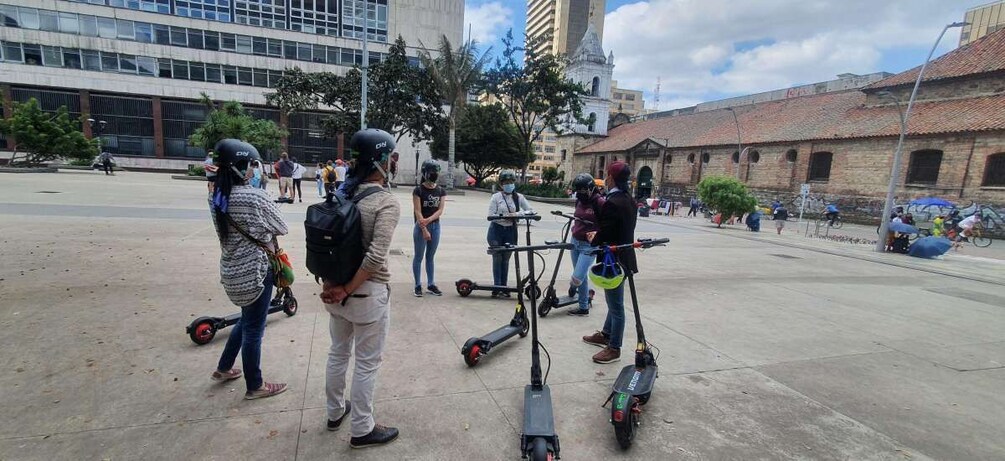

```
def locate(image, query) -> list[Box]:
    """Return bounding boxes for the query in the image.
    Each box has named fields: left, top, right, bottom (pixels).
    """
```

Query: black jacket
left=593, top=189, right=638, bottom=273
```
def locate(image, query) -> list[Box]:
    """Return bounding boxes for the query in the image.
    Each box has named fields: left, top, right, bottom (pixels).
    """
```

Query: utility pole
left=360, top=0, right=369, bottom=130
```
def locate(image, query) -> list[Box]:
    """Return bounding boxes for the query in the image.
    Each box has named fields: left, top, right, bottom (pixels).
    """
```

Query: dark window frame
left=905, top=149, right=943, bottom=185
left=808, top=151, right=833, bottom=182
left=982, top=153, right=1005, bottom=187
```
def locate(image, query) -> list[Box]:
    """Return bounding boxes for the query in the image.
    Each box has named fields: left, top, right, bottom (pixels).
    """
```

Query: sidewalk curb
left=642, top=218, right=1005, bottom=287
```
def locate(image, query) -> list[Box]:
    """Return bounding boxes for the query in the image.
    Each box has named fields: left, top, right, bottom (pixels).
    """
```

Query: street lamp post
left=873, top=21, right=967, bottom=253
left=87, top=118, right=107, bottom=150
left=725, top=107, right=744, bottom=180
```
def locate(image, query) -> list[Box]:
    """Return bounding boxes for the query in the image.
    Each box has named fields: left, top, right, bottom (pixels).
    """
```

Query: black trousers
left=103, top=160, right=112, bottom=175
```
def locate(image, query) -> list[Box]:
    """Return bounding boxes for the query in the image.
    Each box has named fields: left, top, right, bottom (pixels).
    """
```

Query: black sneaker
left=567, top=308, right=589, bottom=316
left=327, top=402, right=351, bottom=431
left=500, top=292, right=511, bottom=298
left=350, top=424, right=399, bottom=448
left=427, top=285, right=443, bottom=296
left=413, top=286, right=423, bottom=297
left=491, top=291, right=502, bottom=299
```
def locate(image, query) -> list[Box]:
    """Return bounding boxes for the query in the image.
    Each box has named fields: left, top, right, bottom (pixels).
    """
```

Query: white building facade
left=0, top=0, right=463, bottom=176
left=563, top=23, right=611, bottom=136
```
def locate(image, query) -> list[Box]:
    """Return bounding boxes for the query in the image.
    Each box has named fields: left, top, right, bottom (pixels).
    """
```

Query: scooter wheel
left=464, top=345, right=482, bottom=367
left=529, top=437, right=551, bottom=461
left=613, top=397, right=639, bottom=449
left=190, top=320, right=217, bottom=345
left=456, top=279, right=473, bottom=297
left=283, top=296, right=298, bottom=316
left=519, top=317, right=530, bottom=338
left=524, top=285, right=542, bottom=300
left=538, top=302, right=552, bottom=317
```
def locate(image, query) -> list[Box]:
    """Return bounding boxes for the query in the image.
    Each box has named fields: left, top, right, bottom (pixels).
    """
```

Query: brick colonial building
left=564, top=27, right=1005, bottom=223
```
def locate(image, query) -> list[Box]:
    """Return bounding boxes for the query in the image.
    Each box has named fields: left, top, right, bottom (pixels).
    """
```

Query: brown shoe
left=592, top=347, right=621, bottom=364
left=582, top=331, right=608, bottom=348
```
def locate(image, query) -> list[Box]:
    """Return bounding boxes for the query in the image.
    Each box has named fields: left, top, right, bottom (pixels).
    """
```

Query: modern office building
left=0, top=0, right=463, bottom=174
left=609, top=80, right=643, bottom=117
left=526, top=0, right=604, bottom=58
left=960, top=1, right=1005, bottom=46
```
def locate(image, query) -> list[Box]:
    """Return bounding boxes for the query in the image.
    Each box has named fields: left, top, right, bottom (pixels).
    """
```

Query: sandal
left=245, top=381, right=288, bottom=400
left=211, top=368, right=242, bottom=382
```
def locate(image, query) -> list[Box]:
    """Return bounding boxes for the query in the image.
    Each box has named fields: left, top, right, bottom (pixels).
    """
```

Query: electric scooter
left=455, top=214, right=543, bottom=300
left=460, top=214, right=542, bottom=367
left=538, top=210, right=595, bottom=317
left=186, top=286, right=298, bottom=345
left=487, top=241, right=572, bottom=460
left=596, top=238, right=669, bottom=449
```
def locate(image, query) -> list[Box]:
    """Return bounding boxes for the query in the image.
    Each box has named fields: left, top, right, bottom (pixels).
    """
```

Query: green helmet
left=498, top=169, right=517, bottom=183
left=589, top=260, right=626, bottom=290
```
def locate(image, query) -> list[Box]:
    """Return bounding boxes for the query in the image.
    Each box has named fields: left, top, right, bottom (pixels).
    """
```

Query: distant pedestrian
left=204, top=151, right=218, bottom=193
left=248, top=160, right=262, bottom=189
left=99, top=151, right=115, bottom=175
left=276, top=152, right=294, bottom=202
left=334, top=159, right=347, bottom=192
left=687, top=196, right=699, bottom=217
left=315, top=163, right=325, bottom=197
left=773, top=205, right=789, bottom=235
left=746, top=209, right=761, bottom=232
left=771, top=199, right=782, bottom=213
left=291, top=157, right=305, bottom=203
left=322, top=160, right=336, bottom=195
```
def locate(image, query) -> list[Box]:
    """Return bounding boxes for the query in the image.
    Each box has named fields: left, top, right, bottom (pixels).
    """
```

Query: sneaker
left=350, top=424, right=399, bottom=449
left=327, top=402, right=351, bottom=431
left=582, top=331, right=608, bottom=348
left=500, top=292, right=511, bottom=298
left=567, top=308, right=589, bottom=317
left=211, top=368, right=242, bottom=382
left=244, top=381, right=288, bottom=400
left=568, top=284, right=577, bottom=299
left=427, top=285, right=443, bottom=296
left=592, top=347, right=621, bottom=364
left=413, top=286, right=423, bottom=297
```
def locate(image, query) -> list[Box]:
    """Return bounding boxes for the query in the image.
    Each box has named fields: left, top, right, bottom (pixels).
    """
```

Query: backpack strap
left=350, top=185, right=386, bottom=204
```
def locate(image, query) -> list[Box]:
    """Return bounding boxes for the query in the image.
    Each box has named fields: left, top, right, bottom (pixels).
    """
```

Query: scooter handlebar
left=550, top=209, right=593, bottom=225
left=487, top=214, right=542, bottom=222
left=487, top=241, right=574, bottom=254
left=587, top=238, right=669, bottom=254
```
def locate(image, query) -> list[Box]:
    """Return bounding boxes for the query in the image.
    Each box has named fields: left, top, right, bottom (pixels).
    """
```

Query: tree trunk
left=446, top=114, right=456, bottom=190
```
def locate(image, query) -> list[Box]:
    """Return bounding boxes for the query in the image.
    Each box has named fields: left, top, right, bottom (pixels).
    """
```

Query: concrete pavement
left=1, top=171, right=1003, bottom=460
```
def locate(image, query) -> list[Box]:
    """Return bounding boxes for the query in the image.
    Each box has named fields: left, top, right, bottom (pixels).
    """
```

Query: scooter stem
left=624, top=269, right=648, bottom=367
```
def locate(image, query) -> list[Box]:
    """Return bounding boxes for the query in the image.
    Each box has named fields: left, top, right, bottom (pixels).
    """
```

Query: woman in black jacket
left=581, top=161, right=638, bottom=364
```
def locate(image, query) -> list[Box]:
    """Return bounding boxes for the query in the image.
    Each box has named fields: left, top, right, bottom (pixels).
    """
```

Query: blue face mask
left=502, top=183, right=516, bottom=193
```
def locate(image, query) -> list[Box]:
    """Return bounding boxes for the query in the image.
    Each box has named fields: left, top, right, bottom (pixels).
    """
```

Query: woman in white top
left=486, top=169, right=534, bottom=298
left=291, top=158, right=306, bottom=202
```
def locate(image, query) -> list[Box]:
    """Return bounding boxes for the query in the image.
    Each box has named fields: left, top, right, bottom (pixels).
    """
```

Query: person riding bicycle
left=956, top=214, right=980, bottom=240
left=824, top=203, right=839, bottom=226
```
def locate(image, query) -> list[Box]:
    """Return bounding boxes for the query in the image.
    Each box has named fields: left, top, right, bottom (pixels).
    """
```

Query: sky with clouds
left=464, top=0, right=989, bottom=111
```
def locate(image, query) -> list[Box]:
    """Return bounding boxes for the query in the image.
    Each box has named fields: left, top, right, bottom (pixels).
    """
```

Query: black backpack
left=305, top=187, right=385, bottom=284
left=326, top=167, right=338, bottom=183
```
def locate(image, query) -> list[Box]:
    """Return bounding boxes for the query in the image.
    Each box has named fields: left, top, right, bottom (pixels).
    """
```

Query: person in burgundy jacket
left=567, top=173, right=605, bottom=316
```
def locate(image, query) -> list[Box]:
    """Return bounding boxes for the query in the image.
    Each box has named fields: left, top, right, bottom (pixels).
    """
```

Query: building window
left=749, top=150, right=760, bottom=163
left=785, top=149, right=797, bottom=163
left=162, top=100, right=209, bottom=158
left=731, top=151, right=739, bottom=163
left=89, top=94, right=155, bottom=156
left=906, top=149, right=942, bottom=185
left=687, top=153, right=695, bottom=164
left=701, top=152, right=710, bottom=164
left=587, top=112, right=596, bottom=132
left=591, top=76, right=600, bottom=97
left=626, top=94, right=636, bottom=101
left=808, top=152, right=833, bottom=181
left=614, top=93, right=622, bottom=100
left=982, top=153, right=1005, bottom=187
left=341, top=0, right=388, bottom=41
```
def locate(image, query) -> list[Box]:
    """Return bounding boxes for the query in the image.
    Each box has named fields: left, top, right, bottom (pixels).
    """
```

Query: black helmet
left=349, top=128, right=396, bottom=166
left=421, top=160, right=440, bottom=174
left=571, top=173, right=595, bottom=191
left=214, top=139, right=260, bottom=177
left=498, top=169, right=517, bottom=183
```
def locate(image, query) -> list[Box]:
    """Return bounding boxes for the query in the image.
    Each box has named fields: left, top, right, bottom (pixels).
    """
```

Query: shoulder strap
left=223, top=213, right=275, bottom=256
left=351, top=185, right=386, bottom=203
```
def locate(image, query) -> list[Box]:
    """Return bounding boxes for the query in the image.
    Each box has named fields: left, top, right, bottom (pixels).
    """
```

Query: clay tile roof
left=577, top=91, right=1005, bottom=154
left=867, top=26, right=1005, bottom=89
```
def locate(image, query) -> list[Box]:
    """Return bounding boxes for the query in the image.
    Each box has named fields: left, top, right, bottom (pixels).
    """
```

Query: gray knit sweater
left=352, top=183, right=401, bottom=284
left=209, top=185, right=289, bottom=306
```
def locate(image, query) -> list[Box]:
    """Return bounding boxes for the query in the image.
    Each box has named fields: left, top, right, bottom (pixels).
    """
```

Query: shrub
left=697, top=175, right=758, bottom=228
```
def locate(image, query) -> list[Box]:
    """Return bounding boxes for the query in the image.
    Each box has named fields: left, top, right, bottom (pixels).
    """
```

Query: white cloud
left=464, top=2, right=513, bottom=45
left=603, top=0, right=986, bottom=110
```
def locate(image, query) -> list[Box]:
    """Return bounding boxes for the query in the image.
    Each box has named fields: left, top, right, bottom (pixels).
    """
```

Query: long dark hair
left=211, top=161, right=248, bottom=242
left=340, top=159, right=382, bottom=198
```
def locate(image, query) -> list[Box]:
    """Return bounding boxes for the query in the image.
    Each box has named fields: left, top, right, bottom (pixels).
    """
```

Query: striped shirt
left=209, top=185, right=289, bottom=307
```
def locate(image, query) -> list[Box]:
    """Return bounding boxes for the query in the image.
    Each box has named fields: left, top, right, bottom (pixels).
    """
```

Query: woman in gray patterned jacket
left=208, top=139, right=290, bottom=400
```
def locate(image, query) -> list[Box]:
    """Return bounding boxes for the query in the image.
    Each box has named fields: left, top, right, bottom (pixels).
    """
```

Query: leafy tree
left=419, top=35, right=491, bottom=189
left=189, top=95, right=286, bottom=158
left=0, top=98, right=98, bottom=167
left=483, top=30, right=588, bottom=181
left=697, top=176, right=758, bottom=228
left=430, top=104, right=523, bottom=186
left=541, top=166, right=564, bottom=186
left=267, top=36, right=443, bottom=145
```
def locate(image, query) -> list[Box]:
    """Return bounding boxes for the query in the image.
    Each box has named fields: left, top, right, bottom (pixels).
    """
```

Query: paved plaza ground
left=1, top=170, right=1004, bottom=460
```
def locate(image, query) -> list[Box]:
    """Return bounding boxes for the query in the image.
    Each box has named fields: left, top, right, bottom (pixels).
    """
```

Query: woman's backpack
left=304, top=187, right=385, bottom=285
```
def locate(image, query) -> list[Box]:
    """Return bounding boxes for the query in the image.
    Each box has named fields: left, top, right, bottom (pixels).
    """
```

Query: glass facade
left=162, top=100, right=210, bottom=158
left=89, top=94, right=156, bottom=156
left=288, top=112, right=338, bottom=162
left=60, top=0, right=388, bottom=41
left=0, top=6, right=388, bottom=66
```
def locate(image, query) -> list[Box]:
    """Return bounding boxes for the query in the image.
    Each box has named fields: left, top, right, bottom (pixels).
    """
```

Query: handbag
left=224, top=214, right=295, bottom=288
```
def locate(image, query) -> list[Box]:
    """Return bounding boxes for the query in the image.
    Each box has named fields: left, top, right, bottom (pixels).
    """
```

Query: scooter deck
left=612, top=364, right=658, bottom=397
left=523, top=384, right=556, bottom=437
left=479, top=324, right=522, bottom=346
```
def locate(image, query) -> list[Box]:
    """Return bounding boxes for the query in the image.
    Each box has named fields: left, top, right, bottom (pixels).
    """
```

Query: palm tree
left=419, top=35, right=490, bottom=189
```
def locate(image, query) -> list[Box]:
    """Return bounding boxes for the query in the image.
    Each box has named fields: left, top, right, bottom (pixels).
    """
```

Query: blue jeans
left=569, top=237, right=596, bottom=310
left=316, top=179, right=325, bottom=196
left=412, top=221, right=441, bottom=287
left=601, top=283, right=626, bottom=349
left=217, top=269, right=274, bottom=391
left=487, top=223, right=518, bottom=287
